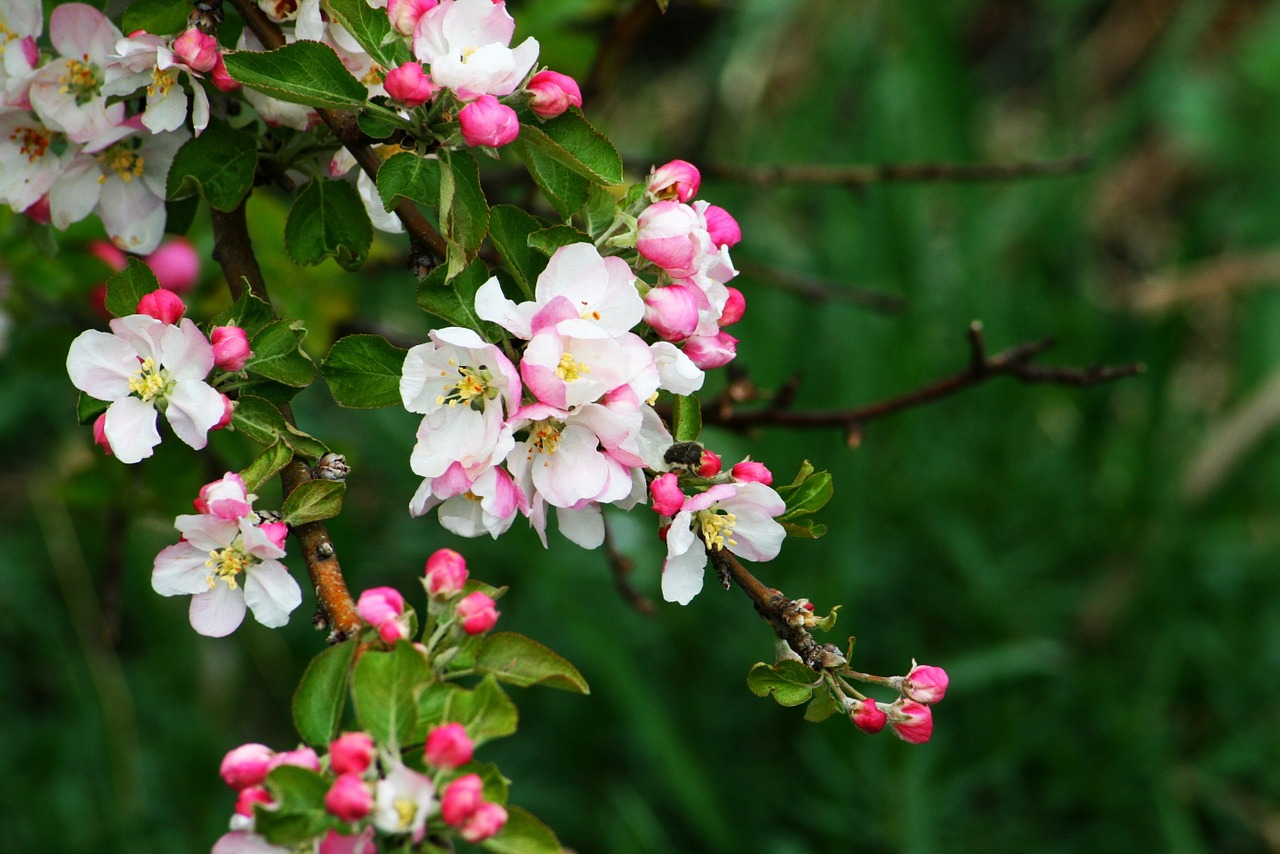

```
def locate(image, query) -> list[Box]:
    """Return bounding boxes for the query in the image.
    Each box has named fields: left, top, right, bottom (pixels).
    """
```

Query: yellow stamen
left=556, top=352, right=590, bottom=383
left=147, top=66, right=176, bottom=99
left=698, top=510, right=738, bottom=551
left=96, top=144, right=146, bottom=183
left=204, top=546, right=247, bottom=591
left=10, top=125, right=51, bottom=163
left=127, top=357, right=167, bottom=402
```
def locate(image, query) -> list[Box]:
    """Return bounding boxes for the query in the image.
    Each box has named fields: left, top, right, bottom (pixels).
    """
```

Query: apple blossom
left=221, top=743, right=275, bottom=790
left=213, top=829, right=286, bottom=854
left=458, top=94, right=519, bottom=147
left=461, top=802, right=508, bottom=843
left=66, top=314, right=224, bottom=463
left=195, top=472, right=255, bottom=521
left=644, top=284, right=701, bottom=341
left=636, top=200, right=702, bottom=278
left=384, top=61, right=439, bottom=107
left=903, top=663, right=949, bottom=705
left=270, top=747, right=323, bottom=773
left=318, top=828, right=376, bottom=854
left=104, top=31, right=211, bottom=135
left=388, top=0, right=439, bottom=36
left=700, top=202, right=742, bottom=249
left=330, top=732, right=376, bottom=776
left=210, top=53, right=239, bottom=92
left=683, top=330, right=738, bottom=370
left=650, top=472, right=685, bottom=516
left=412, top=0, right=539, bottom=101
left=28, top=4, right=127, bottom=147
left=719, top=287, right=746, bottom=326
left=440, top=773, right=483, bottom=826
left=136, top=288, right=185, bottom=324
left=697, top=449, right=722, bottom=477
left=356, top=586, right=405, bottom=629
left=424, top=548, right=468, bottom=595
left=457, top=591, right=499, bottom=634
left=325, top=773, right=374, bottom=822
left=0, top=0, right=42, bottom=105
left=649, top=341, right=705, bottom=395
left=887, top=699, right=934, bottom=744
left=731, top=459, right=773, bottom=485
left=145, top=237, right=201, bottom=292
left=526, top=69, right=582, bottom=118
left=372, top=763, right=435, bottom=842
left=648, top=159, right=701, bottom=203
left=424, top=723, right=474, bottom=768
left=211, top=325, right=253, bottom=372
left=414, top=463, right=524, bottom=539
left=172, top=28, right=220, bottom=73
left=0, top=113, right=66, bottom=215
left=850, top=698, right=886, bottom=734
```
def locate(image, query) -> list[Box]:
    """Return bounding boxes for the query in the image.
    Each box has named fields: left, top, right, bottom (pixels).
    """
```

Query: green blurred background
left=5, top=0, right=1280, bottom=850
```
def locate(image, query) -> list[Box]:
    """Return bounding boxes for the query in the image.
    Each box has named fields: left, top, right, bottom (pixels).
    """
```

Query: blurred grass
left=5, top=0, right=1280, bottom=851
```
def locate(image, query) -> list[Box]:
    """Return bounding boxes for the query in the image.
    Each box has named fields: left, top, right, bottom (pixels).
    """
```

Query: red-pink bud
left=701, top=204, right=741, bottom=249
left=325, top=773, right=374, bottom=822
left=649, top=472, right=685, bottom=516
left=220, top=743, right=275, bottom=790
left=458, top=95, right=520, bottom=148
left=903, top=664, right=949, bottom=705
left=211, top=325, right=253, bottom=371
left=456, top=591, right=499, bottom=635
left=718, top=287, right=745, bottom=326
left=211, top=52, right=240, bottom=92
left=357, top=587, right=405, bottom=628
left=318, top=828, right=377, bottom=854
left=648, top=159, right=701, bottom=203
left=424, top=722, right=474, bottom=769
left=329, top=732, right=376, bottom=776
left=172, top=27, right=220, bottom=73
left=92, top=413, right=113, bottom=456
left=731, top=459, right=772, bottom=486
left=387, top=0, right=438, bottom=35
left=375, top=619, right=409, bottom=644
left=424, top=548, right=468, bottom=596
left=440, top=773, right=484, bottom=827
left=235, top=785, right=273, bottom=817
left=643, top=284, right=700, bottom=342
left=213, top=394, right=235, bottom=431
left=258, top=521, right=288, bottom=551
left=888, top=700, right=934, bottom=744
left=22, top=194, right=50, bottom=225
left=683, top=331, right=738, bottom=370
left=384, top=61, right=439, bottom=107
left=461, top=802, right=509, bottom=843
left=136, top=288, right=185, bottom=324
left=697, top=449, right=722, bottom=477
left=145, top=237, right=201, bottom=292
left=850, top=698, right=886, bottom=734
left=525, top=70, right=582, bottom=118
left=89, top=239, right=128, bottom=272
left=270, top=746, right=322, bottom=773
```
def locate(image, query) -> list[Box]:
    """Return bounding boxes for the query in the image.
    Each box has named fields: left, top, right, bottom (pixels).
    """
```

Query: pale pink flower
left=373, top=763, right=435, bottom=842
left=420, top=464, right=524, bottom=539
left=636, top=200, right=701, bottom=278
left=460, top=802, right=508, bottom=843
left=387, top=0, right=439, bottom=36
left=520, top=311, right=639, bottom=409
left=412, top=0, right=539, bottom=101
left=28, top=4, right=127, bottom=146
left=458, top=94, right=519, bottom=147
left=0, top=0, right=43, bottom=106
left=0, top=113, right=67, bottom=214
left=318, top=827, right=376, bottom=854
left=650, top=341, right=704, bottom=395
left=683, top=330, right=738, bottom=370
left=643, top=284, right=701, bottom=342
left=195, top=472, right=255, bottom=521
left=212, top=830, right=288, bottom=854
left=525, top=69, right=581, bottom=118
left=104, top=32, right=211, bottom=135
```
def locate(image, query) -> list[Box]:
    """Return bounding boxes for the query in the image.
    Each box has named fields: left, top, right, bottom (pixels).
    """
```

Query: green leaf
left=281, top=422, right=330, bottom=462
left=417, top=257, right=502, bottom=338
left=511, top=138, right=589, bottom=219
left=322, top=0, right=410, bottom=69
left=672, top=394, right=702, bottom=443
left=77, top=393, right=109, bottom=426
left=230, top=395, right=289, bottom=445
left=583, top=183, right=618, bottom=238
left=322, top=334, right=408, bottom=408
left=351, top=641, right=429, bottom=749
left=487, top=205, right=545, bottom=299
left=258, top=765, right=336, bottom=844
left=105, top=257, right=158, bottom=318
left=518, top=109, right=624, bottom=185
left=483, top=806, right=564, bottom=854
left=475, top=632, right=590, bottom=694
left=246, top=320, right=318, bottom=388
left=281, top=479, right=346, bottom=526
left=357, top=100, right=398, bottom=140
left=377, top=150, right=442, bottom=211
left=285, top=179, right=373, bottom=270
left=223, top=41, right=368, bottom=110
left=293, top=640, right=357, bottom=746
left=165, top=195, right=198, bottom=235
left=526, top=226, right=590, bottom=257
left=777, top=461, right=834, bottom=525
left=804, top=688, right=839, bottom=723
left=123, top=0, right=190, bottom=35
left=438, top=148, right=490, bottom=277
left=240, top=440, right=295, bottom=494
left=781, top=519, right=829, bottom=539
left=746, top=661, right=819, bottom=707
left=166, top=121, right=258, bottom=212
left=210, top=291, right=276, bottom=339
left=447, top=676, right=519, bottom=745
left=814, top=604, right=841, bottom=634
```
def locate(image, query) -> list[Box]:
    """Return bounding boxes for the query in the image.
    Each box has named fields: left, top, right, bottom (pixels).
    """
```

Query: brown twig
left=210, top=201, right=361, bottom=641
left=706, top=155, right=1091, bottom=188
left=225, top=0, right=448, bottom=261
left=602, top=516, right=655, bottom=615
left=697, top=322, right=1144, bottom=446
left=735, top=259, right=905, bottom=314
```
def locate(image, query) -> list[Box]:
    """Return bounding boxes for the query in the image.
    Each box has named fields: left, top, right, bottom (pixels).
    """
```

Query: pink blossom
left=424, top=548, right=468, bottom=595
left=92, top=413, right=113, bottom=455
left=104, top=32, right=211, bottom=135
left=526, top=70, right=581, bottom=118
left=388, top=0, right=439, bottom=36
left=234, top=785, right=274, bottom=817
left=904, top=663, right=949, bottom=705
left=220, top=743, right=275, bottom=790
left=317, top=827, right=377, bottom=854
left=644, top=284, right=701, bottom=341
left=424, top=723, right=474, bottom=768
left=650, top=472, right=685, bottom=516
left=457, top=591, right=499, bottom=635
left=357, top=586, right=406, bottom=637
left=461, top=802, right=508, bottom=843
left=214, top=393, right=235, bottom=431
left=372, top=763, right=435, bottom=841
left=211, top=325, right=253, bottom=372
left=325, top=773, right=374, bottom=822
left=415, top=464, right=524, bottom=540
left=145, top=237, right=201, bottom=292
left=194, top=472, right=254, bottom=521
left=270, top=747, right=322, bottom=773
left=413, top=0, right=539, bottom=101
left=850, top=699, right=886, bottom=734
left=258, top=520, right=288, bottom=551
left=636, top=201, right=701, bottom=278
left=136, top=288, right=185, bottom=324
left=0, top=114, right=67, bottom=215
left=683, top=331, right=738, bottom=370
left=440, top=773, right=483, bottom=826
left=329, top=732, right=376, bottom=776
left=888, top=700, right=934, bottom=744
left=384, top=61, right=439, bottom=107
left=213, top=830, right=286, bottom=854
left=458, top=94, right=519, bottom=147
left=28, top=5, right=126, bottom=145
left=172, top=27, right=220, bottom=73
left=90, top=240, right=128, bottom=271
left=697, top=450, right=722, bottom=477
left=648, top=159, right=701, bottom=203
left=700, top=203, right=741, bottom=248
left=731, top=459, right=772, bottom=486
left=719, top=287, right=745, bottom=326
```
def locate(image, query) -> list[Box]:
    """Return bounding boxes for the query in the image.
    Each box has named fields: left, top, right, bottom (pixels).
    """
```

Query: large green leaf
left=417, top=257, right=502, bottom=339
left=322, top=0, right=410, bottom=69
left=210, top=291, right=276, bottom=339
left=418, top=676, right=518, bottom=746
left=239, top=440, right=294, bottom=494
left=292, top=640, right=357, bottom=746
left=474, top=632, right=590, bottom=694
left=483, top=806, right=563, bottom=854
left=511, top=138, right=589, bottom=220
left=246, top=320, right=318, bottom=388
left=223, top=41, right=368, bottom=110
left=105, top=257, right=158, bottom=318
left=376, top=151, right=442, bottom=211
left=166, top=121, right=258, bottom=212
left=526, top=225, right=591, bottom=257
left=285, top=179, right=373, bottom=270
left=122, top=0, right=190, bottom=35
left=438, top=148, right=490, bottom=278
left=230, top=395, right=289, bottom=446
left=517, top=109, right=624, bottom=185
left=487, top=205, right=546, bottom=299
left=322, top=334, right=408, bottom=408
left=351, top=641, right=429, bottom=749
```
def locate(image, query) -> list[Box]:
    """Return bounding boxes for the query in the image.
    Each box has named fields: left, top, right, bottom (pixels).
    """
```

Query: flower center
left=205, top=544, right=249, bottom=591
left=147, top=66, right=177, bottom=99
left=96, top=142, right=146, bottom=183
left=393, top=797, right=416, bottom=829
left=436, top=360, right=498, bottom=411
left=527, top=420, right=565, bottom=460
left=697, top=509, right=738, bottom=551
left=60, top=55, right=103, bottom=104
left=556, top=352, right=590, bottom=383
left=128, top=357, right=169, bottom=402
left=578, top=301, right=602, bottom=322
left=10, top=125, right=52, bottom=162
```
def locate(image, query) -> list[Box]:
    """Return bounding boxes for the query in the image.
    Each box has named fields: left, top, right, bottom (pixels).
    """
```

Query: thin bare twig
left=602, top=516, right=655, bottom=615
left=706, top=156, right=1091, bottom=188
left=735, top=259, right=905, bottom=313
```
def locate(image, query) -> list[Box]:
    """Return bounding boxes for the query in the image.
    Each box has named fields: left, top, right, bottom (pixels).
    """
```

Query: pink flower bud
left=458, top=95, right=520, bottom=148
left=525, top=70, right=582, bottom=118
left=718, top=287, right=745, bottom=326
left=636, top=201, right=700, bottom=277
left=172, top=28, right=220, bottom=73
left=211, top=325, right=253, bottom=371
left=424, top=548, right=468, bottom=596
left=145, top=237, right=201, bottom=292
left=357, top=587, right=405, bottom=629
left=440, top=773, right=484, bottom=826
left=643, top=284, right=700, bottom=341
left=888, top=700, right=934, bottom=744
left=387, top=0, right=438, bottom=36
left=380, top=620, right=410, bottom=643
left=649, top=472, right=685, bottom=516
left=697, top=450, right=721, bottom=477
left=904, top=664, right=949, bottom=705
left=648, top=160, right=701, bottom=203
left=211, top=52, right=240, bottom=92
left=850, top=698, right=886, bottom=734
left=325, top=773, right=374, bottom=822
left=424, top=723, right=474, bottom=769
left=270, top=746, right=322, bottom=773
left=89, top=239, right=128, bottom=272
left=384, top=61, right=439, bottom=107
left=195, top=472, right=252, bottom=520
left=235, top=785, right=273, bottom=817
left=136, top=288, right=186, bottom=324
left=456, top=592, right=499, bottom=635
left=213, top=394, right=235, bottom=431
left=93, top=413, right=113, bottom=456
left=701, top=204, right=741, bottom=249
left=329, top=732, right=376, bottom=776
left=258, top=521, right=288, bottom=551
left=220, top=743, right=275, bottom=790
left=683, top=331, right=738, bottom=370
left=731, top=459, right=772, bottom=486
left=461, top=802, right=509, bottom=843
left=22, top=194, right=50, bottom=225
left=318, top=828, right=377, bottom=854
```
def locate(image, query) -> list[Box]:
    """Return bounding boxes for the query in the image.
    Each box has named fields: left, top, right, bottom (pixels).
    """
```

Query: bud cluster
left=842, top=662, right=950, bottom=744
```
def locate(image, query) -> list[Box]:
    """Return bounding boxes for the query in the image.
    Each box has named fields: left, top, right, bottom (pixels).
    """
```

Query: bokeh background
left=5, top=0, right=1280, bottom=850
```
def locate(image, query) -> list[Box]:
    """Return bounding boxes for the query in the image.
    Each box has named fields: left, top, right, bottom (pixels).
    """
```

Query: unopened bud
left=440, top=773, right=484, bottom=827
left=696, top=449, right=722, bottom=477
left=314, top=452, right=350, bottom=482
left=145, top=237, right=201, bottom=292
left=384, top=61, right=439, bottom=108
left=211, top=325, right=252, bottom=372
left=325, top=773, right=373, bottom=822
left=731, top=459, right=773, bottom=486
left=172, top=27, right=220, bottom=73
left=424, top=548, right=468, bottom=596
left=424, top=722, right=474, bottom=769
left=887, top=699, right=934, bottom=744
left=850, top=698, right=886, bottom=734
left=329, top=732, right=375, bottom=776
left=92, top=413, right=113, bottom=456
left=648, top=159, right=701, bottom=203
left=136, top=288, right=185, bottom=324
left=903, top=663, right=949, bottom=705
left=649, top=472, right=685, bottom=517
left=718, top=287, right=745, bottom=327
left=458, top=95, right=520, bottom=148
left=525, top=70, right=582, bottom=118
left=220, top=743, right=275, bottom=790
left=456, top=592, right=499, bottom=635
left=461, top=802, right=508, bottom=843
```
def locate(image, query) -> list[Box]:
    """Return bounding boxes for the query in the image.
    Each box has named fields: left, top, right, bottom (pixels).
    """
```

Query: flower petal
left=189, top=583, right=246, bottom=637
left=243, top=560, right=302, bottom=629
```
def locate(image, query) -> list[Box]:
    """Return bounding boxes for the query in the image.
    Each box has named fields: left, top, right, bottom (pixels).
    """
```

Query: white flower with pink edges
left=412, top=0, right=539, bottom=102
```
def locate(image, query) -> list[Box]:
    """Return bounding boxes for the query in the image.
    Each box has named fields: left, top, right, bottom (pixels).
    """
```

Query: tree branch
left=735, top=259, right=905, bottom=313
left=706, top=155, right=1091, bottom=188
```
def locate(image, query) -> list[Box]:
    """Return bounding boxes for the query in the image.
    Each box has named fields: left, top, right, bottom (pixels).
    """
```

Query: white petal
left=66, top=329, right=138, bottom=400
left=661, top=524, right=706, bottom=605
left=243, top=560, right=302, bottom=628
left=189, top=584, right=247, bottom=637
left=556, top=504, right=604, bottom=549
left=164, top=379, right=224, bottom=451
left=99, top=175, right=166, bottom=254
left=103, top=397, right=161, bottom=464
left=152, top=542, right=214, bottom=596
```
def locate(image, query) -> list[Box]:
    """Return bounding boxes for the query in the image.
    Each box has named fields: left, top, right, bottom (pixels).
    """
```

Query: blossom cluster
left=846, top=662, right=950, bottom=744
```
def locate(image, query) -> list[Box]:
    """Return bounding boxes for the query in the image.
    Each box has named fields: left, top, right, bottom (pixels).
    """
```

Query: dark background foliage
left=4, top=0, right=1280, bottom=851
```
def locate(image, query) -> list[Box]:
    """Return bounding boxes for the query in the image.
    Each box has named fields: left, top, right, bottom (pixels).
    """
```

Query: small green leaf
left=487, top=205, right=546, bottom=299
left=322, top=334, right=408, bottom=409
left=357, top=100, right=398, bottom=140
left=483, top=806, right=564, bottom=854
left=781, top=519, right=829, bottom=539
left=777, top=464, right=834, bottom=522
left=292, top=640, right=357, bottom=746
left=438, top=148, right=490, bottom=275
left=230, top=395, right=289, bottom=445
left=417, top=257, right=502, bottom=339
left=258, top=765, right=336, bottom=844
left=224, top=41, right=368, bottom=110
left=77, top=393, right=109, bottom=426
left=105, top=257, right=158, bottom=318
left=210, top=291, right=276, bottom=339
left=377, top=151, right=442, bottom=211
left=475, top=632, right=590, bottom=694
left=285, top=179, right=373, bottom=270
left=518, top=110, right=624, bottom=185
left=526, top=226, right=590, bottom=257
left=672, top=394, right=702, bottom=443
left=166, top=121, right=258, bottom=212
left=583, top=184, right=618, bottom=238
left=322, top=0, right=410, bottom=69
left=123, top=0, right=190, bottom=35
left=511, top=138, right=589, bottom=220
left=240, top=440, right=295, bottom=494
left=814, top=604, right=841, bottom=634
left=246, top=320, right=318, bottom=388
left=351, top=641, right=430, bottom=749
left=281, top=479, right=345, bottom=526
left=746, top=661, right=819, bottom=708
left=281, top=422, right=330, bottom=462
left=804, top=688, right=839, bottom=723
